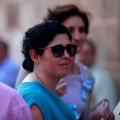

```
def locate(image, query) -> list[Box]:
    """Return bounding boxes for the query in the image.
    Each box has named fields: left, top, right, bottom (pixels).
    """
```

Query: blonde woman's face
left=62, top=15, right=87, bottom=53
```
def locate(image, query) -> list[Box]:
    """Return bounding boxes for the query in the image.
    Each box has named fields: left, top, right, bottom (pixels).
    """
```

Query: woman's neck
left=25, top=70, right=59, bottom=92
left=69, top=62, right=80, bottom=75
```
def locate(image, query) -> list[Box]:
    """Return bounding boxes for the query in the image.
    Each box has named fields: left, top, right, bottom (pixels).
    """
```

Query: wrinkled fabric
left=81, top=78, right=94, bottom=101
left=0, top=82, right=33, bottom=120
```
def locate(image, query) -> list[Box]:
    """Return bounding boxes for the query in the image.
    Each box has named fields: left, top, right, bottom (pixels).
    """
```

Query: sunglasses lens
left=52, top=45, right=64, bottom=58
left=51, top=44, right=77, bottom=58
left=66, top=44, right=77, bottom=57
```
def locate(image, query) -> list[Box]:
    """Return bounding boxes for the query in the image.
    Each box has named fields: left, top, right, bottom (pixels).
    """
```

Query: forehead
left=62, top=15, right=85, bottom=27
left=47, top=34, right=71, bottom=47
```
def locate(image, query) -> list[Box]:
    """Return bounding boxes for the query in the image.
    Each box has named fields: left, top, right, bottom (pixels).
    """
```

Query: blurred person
left=0, top=82, right=33, bottom=120
left=17, top=21, right=78, bottom=120
left=15, top=5, right=110, bottom=120
left=0, top=38, right=19, bottom=88
left=75, top=39, right=118, bottom=110
left=44, top=5, right=110, bottom=120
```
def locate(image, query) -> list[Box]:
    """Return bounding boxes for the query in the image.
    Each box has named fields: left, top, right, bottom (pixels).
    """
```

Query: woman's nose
left=62, top=49, right=70, bottom=58
left=73, top=30, right=81, bottom=41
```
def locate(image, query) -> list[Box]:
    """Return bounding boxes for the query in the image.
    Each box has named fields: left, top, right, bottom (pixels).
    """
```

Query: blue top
left=17, top=81, right=76, bottom=120
left=0, top=57, right=19, bottom=88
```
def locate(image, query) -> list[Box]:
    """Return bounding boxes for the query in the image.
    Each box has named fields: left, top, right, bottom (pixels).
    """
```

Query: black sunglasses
left=39, top=44, right=77, bottom=58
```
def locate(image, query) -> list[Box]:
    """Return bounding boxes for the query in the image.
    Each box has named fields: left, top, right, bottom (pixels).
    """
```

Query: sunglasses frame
left=38, top=44, right=77, bottom=58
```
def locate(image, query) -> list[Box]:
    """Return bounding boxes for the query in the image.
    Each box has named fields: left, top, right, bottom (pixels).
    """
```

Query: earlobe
left=30, top=49, right=39, bottom=63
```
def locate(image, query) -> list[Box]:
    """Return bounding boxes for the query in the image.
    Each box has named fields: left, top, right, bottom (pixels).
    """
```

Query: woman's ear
left=30, top=49, right=39, bottom=63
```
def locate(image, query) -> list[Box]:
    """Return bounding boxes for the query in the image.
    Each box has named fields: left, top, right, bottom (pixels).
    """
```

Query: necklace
left=33, top=70, right=46, bottom=86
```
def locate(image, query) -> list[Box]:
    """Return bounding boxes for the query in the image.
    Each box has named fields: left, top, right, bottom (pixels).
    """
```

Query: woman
left=16, top=21, right=77, bottom=120
left=16, top=4, right=110, bottom=120
left=44, top=5, right=110, bottom=120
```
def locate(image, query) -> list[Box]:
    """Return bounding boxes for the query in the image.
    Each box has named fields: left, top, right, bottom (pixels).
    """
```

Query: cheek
left=81, top=33, right=86, bottom=42
left=71, top=33, right=86, bottom=43
left=41, top=58, right=59, bottom=75
left=40, top=53, right=57, bottom=68
left=70, top=57, right=74, bottom=68
left=77, top=45, right=83, bottom=53
left=46, top=57, right=58, bottom=67
left=70, top=57, right=74, bottom=64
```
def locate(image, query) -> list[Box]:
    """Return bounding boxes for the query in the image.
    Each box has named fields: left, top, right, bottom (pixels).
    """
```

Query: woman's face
left=38, top=34, right=74, bottom=79
left=62, top=15, right=87, bottom=53
left=75, top=42, right=95, bottom=67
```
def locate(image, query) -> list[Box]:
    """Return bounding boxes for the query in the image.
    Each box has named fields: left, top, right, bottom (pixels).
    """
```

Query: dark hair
left=22, top=20, right=72, bottom=72
left=44, top=5, right=90, bottom=34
